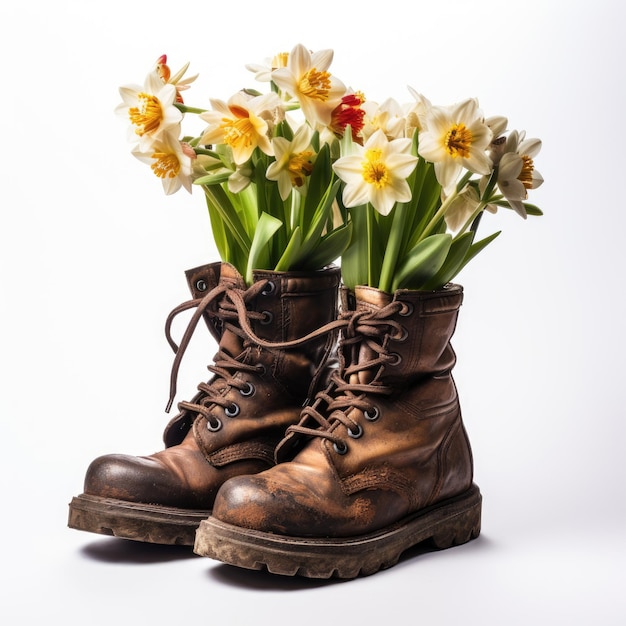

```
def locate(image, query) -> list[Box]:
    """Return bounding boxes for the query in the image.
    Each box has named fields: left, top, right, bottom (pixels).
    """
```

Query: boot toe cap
left=83, top=454, right=168, bottom=502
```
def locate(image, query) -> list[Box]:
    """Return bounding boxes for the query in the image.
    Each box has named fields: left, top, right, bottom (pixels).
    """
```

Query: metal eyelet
left=333, top=441, right=348, bottom=455
left=388, top=352, right=402, bottom=366
left=260, top=311, right=273, bottom=325
left=364, top=406, right=380, bottom=421
left=206, top=417, right=222, bottom=432
left=195, top=278, right=208, bottom=292
left=224, top=403, right=240, bottom=417
left=239, top=382, right=255, bottom=397
left=399, top=301, right=414, bottom=317
left=347, top=424, right=363, bottom=439
left=256, top=364, right=266, bottom=376
left=391, top=326, right=409, bottom=342
left=261, top=281, right=276, bottom=296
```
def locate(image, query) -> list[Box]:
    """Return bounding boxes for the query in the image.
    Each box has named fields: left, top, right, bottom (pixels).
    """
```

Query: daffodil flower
left=266, top=124, right=315, bottom=200
left=418, top=98, right=493, bottom=192
left=246, top=51, right=290, bottom=83
left=361, top=98, right=406, bottom=142
left=199, top=92, right=282, bottom=165
left=116, top=71, right=183, bottom=149
left=333, top=129, right=418, bottom=216
left=155, top=54, right=198, bottom=104
left=492, top=130, right=543, bottom=218
left=271, top=43, right=346, bottom=127
left=131, top=132, right=194, bottom=195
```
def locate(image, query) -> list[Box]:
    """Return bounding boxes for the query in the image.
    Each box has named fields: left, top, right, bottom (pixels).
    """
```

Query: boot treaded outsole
left=194, top=484, right=481, bottom=578
left=68, top=493, right=210, bottom=546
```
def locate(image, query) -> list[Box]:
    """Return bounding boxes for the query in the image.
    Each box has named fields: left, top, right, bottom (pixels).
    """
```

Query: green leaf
left=245, top=212, right=283, bottom=285
left=274, top=227, right=303, bottom=271
left=303, top=222, right=353, bottom=270
left=391, top=233, right=452, bottom=292
left=421, top=231, right=475, bottom=290
left=294, top=179, right=341, bottom=262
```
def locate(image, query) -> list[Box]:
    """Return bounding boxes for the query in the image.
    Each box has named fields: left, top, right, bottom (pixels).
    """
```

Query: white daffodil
left=246, top=51, right=290, bottom=83
left=116, top=70, right=183, bottom=149
left=199, top=91, right=282, bottom=165
left=418, top=98, right=493, bottom=192
left=333, top=129, right=418, bottom=216
left=493, top=130, right=543, bottom=218
left=266, top=124, right=315, bottom=200
left=405, top=88, right=433, bottom=138
left=361, top=98, right=406, bottom=142
left=271, top=43, right=346, bottom=127
left=132, top=132, right=194, bottom=195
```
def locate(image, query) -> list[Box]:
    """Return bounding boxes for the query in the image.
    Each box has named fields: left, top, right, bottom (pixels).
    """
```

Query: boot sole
left=68, top=494, right=210, bottom=546
left=193, top=484, right=481, bottom=578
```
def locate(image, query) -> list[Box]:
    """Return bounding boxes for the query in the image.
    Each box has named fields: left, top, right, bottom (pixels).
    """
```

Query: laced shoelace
left=164, top=280, right=274, bottom=420
left=163, top=278, right=347, bottom=429
left=284, top=300, right=409, bottom=453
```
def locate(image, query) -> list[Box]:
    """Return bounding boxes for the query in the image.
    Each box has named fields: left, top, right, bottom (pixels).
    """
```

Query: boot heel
left=430, top=486, right=482, bottom=549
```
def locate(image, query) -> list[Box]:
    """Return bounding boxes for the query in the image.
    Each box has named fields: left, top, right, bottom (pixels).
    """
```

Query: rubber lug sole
left=194, top=484, right=481, bottom=578
left=68, top=493, right=210, bottom=546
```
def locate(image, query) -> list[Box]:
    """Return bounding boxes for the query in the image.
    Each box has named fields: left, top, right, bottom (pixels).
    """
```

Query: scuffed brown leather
left=82, top=263, right=341, bottom=510
left=212, top=283, right=474, bottom=537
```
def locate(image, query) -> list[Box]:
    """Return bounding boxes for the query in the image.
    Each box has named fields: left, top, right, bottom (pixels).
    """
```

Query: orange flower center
left=519, top=155, right=535, bottom=189
left=129, top=93, right=163, bottom=137
left=288, top=151, right=314, bottom=187
left=150, top=151, right=180, bottom=179
left=444, top=123, right=473, bottom=158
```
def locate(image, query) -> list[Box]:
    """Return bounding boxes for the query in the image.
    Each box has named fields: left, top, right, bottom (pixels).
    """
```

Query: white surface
left=1, top=1, right=624, bottom=624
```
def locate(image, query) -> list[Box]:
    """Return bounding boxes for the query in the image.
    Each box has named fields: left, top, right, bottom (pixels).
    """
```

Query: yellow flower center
left=129, top=93, right=163, bottom=137
left=519, top=155, right=535, bottom=190
left=150, top=151, right=180, bottom=179
left=221, top=116, right=255, bottom=152
left=362, top=149, right=390, bottom=189
left=288, top=151, right=314, bottom=187
left=444, top=123, right=473, bottom=159
left=272, top=52, right=289, bottom=69
left=298, top=68, right=331, bottom=102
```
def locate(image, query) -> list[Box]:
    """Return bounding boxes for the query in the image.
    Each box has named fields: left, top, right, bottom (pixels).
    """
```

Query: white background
left=1, top=1, right=624, bottom=624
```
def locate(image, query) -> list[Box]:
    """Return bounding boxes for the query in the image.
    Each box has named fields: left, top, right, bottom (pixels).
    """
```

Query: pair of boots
left=68, top=262, right=481, bottom=579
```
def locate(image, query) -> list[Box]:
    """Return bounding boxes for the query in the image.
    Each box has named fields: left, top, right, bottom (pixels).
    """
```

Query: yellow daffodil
left=266, top=124, right=315, bottom=200
left=116, top=71, right=183, bottom=149
left=199, top=92, right=282, bottom=165
left=131, top=132, right=193, bottom=195
left=271, top=43, right=346, bottom=127
left=418, top=98, right=493, bottom=192
left=333, top=129, right=418, bottom=216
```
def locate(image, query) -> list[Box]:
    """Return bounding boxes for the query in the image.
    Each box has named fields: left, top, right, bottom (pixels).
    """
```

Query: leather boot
left=68, top=262, right=341, bottom=545
left=194, top=283, right=481, bottom=577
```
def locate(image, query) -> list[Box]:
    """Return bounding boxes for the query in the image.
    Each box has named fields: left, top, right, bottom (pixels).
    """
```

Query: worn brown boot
left=194, top=283, right=481, bottom=577
left=68, top=262, right=341, bottom=545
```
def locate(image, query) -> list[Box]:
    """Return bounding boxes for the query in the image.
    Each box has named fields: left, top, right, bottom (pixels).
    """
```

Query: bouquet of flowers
left=117, top=44, right=543, bottom=290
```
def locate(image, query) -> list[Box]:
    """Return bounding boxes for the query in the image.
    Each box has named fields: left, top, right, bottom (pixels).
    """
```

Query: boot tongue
left=217, top=263, right=248, bottom=359
left=351, top=287, right=393, bottom=385
left=354, top=286, right=392, bottom=309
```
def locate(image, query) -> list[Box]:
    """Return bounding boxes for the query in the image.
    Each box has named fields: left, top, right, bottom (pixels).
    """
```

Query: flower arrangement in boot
left=71, top=44, right=543, bottom=568
left=125, top=43, right=542, bottom=576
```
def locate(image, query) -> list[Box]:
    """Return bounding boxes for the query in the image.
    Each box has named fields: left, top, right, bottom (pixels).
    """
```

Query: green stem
left=174, top=103, right=207, bottom=114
